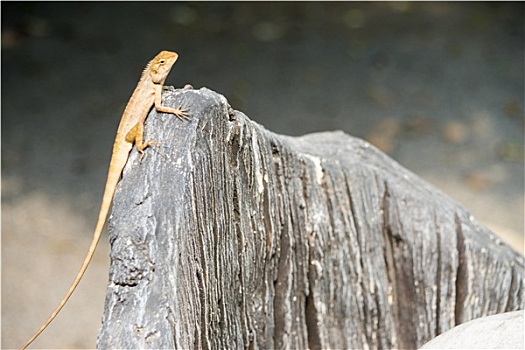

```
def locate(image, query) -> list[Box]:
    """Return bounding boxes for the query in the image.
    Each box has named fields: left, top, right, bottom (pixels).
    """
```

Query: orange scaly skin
left=20, top=51, right=189, bottom=350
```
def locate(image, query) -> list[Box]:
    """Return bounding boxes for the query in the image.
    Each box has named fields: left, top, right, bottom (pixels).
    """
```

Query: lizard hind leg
left=125, top=121, right=171, bottom=162
left=126, top=121, right=156, bottom=161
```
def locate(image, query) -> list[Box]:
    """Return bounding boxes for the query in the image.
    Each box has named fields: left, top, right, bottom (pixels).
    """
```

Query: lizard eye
left=159, top=59, right=165, bottom=64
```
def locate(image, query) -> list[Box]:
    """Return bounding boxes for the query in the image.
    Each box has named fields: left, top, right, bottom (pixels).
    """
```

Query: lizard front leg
left=154, top=83, right=190, bottom=121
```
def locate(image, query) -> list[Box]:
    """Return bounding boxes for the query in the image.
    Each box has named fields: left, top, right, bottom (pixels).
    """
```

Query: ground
left=2, top=3, right=523, bottom=349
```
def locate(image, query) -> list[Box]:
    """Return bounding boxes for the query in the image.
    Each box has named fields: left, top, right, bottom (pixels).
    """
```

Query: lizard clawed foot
left=155, top=105, right=191, bottom=121
left=137, top=140, right=158, bottom=162
left=138, top=140, right=171, bottom=162
left=174, top=108, right=191, bottom=121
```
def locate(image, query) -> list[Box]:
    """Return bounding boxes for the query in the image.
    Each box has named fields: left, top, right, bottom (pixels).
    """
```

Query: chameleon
left=20, top=50, right=190, bottom=349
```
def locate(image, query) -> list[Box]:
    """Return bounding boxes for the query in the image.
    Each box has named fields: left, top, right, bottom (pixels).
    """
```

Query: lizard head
left=149, top=51, right=179, bottom=84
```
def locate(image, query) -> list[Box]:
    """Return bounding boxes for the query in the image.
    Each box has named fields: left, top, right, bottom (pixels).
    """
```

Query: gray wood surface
left=97, top=87, right=524, bottom=349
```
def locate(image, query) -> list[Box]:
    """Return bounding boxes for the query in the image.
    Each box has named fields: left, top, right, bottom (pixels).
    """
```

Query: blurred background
left=2, top=2, right=523, bottom=348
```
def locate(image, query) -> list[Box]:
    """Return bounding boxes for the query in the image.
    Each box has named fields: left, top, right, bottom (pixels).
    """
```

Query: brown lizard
left=20, top=50, right=189, bottom=350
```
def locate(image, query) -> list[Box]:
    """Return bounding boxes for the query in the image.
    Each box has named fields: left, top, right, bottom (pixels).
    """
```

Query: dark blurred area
left=2, top=2, right=523, bottom=348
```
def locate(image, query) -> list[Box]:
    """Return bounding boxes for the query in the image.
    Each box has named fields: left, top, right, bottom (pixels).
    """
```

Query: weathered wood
left=97, top=87, right=524, bottom=349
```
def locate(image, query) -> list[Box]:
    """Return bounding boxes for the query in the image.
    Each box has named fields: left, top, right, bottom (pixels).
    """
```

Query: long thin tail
left=19, top=160, right=122, bottom=350
left=19, top=217, right=106, bottom=350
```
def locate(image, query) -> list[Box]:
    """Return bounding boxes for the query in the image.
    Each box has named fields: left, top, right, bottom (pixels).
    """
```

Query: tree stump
left=97, top=87, right=524, bottom=349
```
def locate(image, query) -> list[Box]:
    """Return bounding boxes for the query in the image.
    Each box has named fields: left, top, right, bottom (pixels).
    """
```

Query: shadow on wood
left=97, top=87, right=524, bottom=349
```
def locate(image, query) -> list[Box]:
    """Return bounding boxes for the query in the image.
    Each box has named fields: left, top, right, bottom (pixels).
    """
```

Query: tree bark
left=97, top=87, right=524, bottom=349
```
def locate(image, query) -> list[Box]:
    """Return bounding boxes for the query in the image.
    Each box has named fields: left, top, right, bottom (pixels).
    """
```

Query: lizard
left=20, top=50, right=190, bottom=350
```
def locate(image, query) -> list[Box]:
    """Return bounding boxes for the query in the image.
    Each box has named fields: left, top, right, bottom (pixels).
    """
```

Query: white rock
left=420, top=310, right=524, bottom=349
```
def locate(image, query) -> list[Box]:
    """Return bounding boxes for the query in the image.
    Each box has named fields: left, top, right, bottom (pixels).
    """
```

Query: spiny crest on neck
left=140, top=59, right=153, bottom=80
left=140, top=51, right=179, bottom=83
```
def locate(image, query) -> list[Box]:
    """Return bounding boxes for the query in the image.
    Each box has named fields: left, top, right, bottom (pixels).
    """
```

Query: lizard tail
left=20, top=140, right=129, bottom=349
left=19, top=166, right=119, bottom=350
left=19, top=218, right=105, bottom=350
